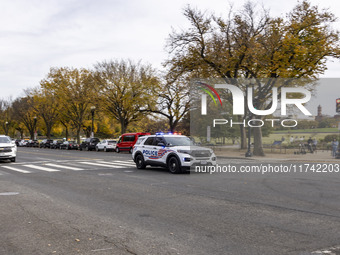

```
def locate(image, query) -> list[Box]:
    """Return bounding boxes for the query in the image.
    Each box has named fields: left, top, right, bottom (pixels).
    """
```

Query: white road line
left=96, top=161, right=134, bottom=167
left=112, top=161, right=135, bottom=166
left=25, top=164, right=60, bottom=172
left=114, top=160, right=134, bottom=163
left=1, top=166, right=31, bottom=173
left=78, top=162, right=121, bottom=168
left=12, top=161, right=51, bottom=165
left=44, top=163, right=84, bottom=171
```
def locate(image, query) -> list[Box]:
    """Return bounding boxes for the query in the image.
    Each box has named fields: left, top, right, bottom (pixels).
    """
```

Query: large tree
left=11, top=97, right=37, bottom=139
left=94, top=60, right=159, bottom=134
left=41, top=67, right=98, bottom=143
left=166, top=1, right=340, bottom=155
left=143, top=75, right=190, bottom=133
left=27, top=87, right=60, bottom=139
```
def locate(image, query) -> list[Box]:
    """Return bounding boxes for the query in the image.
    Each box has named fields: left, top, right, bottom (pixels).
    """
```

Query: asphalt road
left=0, top=147, right=339, bottom=255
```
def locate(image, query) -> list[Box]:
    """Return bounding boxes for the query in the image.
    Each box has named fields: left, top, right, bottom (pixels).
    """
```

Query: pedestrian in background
left=313, top=138, right=318, bottom=152
left=331, top=139, right=339, bottom=158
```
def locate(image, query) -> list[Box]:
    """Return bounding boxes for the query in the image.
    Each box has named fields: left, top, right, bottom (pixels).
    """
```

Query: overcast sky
left=0, top=0, right=339, bottom=115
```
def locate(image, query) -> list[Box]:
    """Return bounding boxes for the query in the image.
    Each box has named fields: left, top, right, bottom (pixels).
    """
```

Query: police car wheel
left=135, top=154, right=146, bottom=169
left=168, top=157, right=181, bottom=174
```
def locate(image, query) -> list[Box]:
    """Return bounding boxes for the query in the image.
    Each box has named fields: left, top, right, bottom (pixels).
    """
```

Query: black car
left=15, top=139, right=21, bottom=146
left=27, top=140, right=39, bottom=147
left=79, top=138, right=100, bottom=151
left=50, top=140, right=63, bottom=149
left=39, top=139, right=54, bottom=148
left=60, top=141, right=79, bottom=150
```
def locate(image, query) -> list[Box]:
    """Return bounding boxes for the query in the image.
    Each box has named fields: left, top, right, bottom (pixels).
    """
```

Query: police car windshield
left=164, top=136, right=192, bottom=147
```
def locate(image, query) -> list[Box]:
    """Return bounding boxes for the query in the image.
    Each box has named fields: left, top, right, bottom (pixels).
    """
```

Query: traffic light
left=337, top=98, right=340, bottom=113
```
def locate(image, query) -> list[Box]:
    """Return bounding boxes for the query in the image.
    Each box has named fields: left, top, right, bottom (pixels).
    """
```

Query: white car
left=96, top=139, right=117, bottom=152
left=132, top=134, right=216, bottom=174
left=19, top=139, right=28, bottom=147
left=0, top=135, right=17, bottom=162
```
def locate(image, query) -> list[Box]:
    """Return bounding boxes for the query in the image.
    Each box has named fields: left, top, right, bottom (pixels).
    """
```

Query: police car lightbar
left=156, top=132, right=182, bottom=135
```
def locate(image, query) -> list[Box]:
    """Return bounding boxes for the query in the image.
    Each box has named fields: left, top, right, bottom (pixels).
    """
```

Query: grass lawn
left=263, top=132, right=340, bottom=145
left=273, top=128, right=339, bottom=133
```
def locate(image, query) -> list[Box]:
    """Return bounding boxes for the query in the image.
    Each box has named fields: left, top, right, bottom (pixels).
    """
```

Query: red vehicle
left=115, top=132, right=150, bottom=153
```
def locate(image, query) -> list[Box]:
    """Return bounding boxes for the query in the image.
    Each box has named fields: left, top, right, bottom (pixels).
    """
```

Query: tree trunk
left=239, top=125, right=247, bottom=149
left=30, top=130, right=34, bottom=140
left=120, top=119, right=129, bottom=134
left=253, top=126, right=265, bottom=156
left=46, top=125, right=51, bottom=139
left=120, top=121, right=126, bottom=134
left=169, top=120, right=175, bottom=133
left=65, top=126, right=69, bottom=140
left=76, top=129, right=81, bottom=144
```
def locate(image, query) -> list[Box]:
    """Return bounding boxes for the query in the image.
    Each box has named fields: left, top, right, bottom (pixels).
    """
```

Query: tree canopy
left=165, top=0, right=340, bottom=155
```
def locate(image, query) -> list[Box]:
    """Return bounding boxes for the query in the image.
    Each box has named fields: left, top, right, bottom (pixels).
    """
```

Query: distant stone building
left=315, top=105, right=340, bottom=122
left=315, top=105, right=323, bottom=122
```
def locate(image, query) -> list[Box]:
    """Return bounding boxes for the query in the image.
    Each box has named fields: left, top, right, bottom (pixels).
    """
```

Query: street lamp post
left=5, top=121, right=8, bottom=136
left=33, top=116, right=37, bottom=140
left=245, top=123, right=252, bottom=157
left=90, top=106, right=96, bottom=138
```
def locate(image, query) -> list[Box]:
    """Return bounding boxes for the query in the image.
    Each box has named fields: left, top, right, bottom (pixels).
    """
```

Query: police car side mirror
left=157, top=143, right=165, bottom=147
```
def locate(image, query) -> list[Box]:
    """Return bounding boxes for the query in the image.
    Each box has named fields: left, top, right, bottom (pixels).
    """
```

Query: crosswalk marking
left=44, top=163, right=84, bottom=171
left=1, top=160, right=136, bottom=175
left=1, top=166, right=31, bottom=173
left=96, top=161, right=135, bottom=167
left=25, top=164, right=60, bottom=172
left=114, top=161, right=135, bottom=165
left=114, top=160, right=134, bottom=163
left=79, top=162, right=121, bottom=168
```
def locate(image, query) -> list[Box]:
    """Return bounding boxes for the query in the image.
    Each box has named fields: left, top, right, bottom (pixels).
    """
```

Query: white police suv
left=132, top=133, right=216, bottom=174
left=0, top=135, right=17, bottom=162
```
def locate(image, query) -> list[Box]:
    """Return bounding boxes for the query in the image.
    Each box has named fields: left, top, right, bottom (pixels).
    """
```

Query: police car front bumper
left=180, top=155, right=217, bottom=168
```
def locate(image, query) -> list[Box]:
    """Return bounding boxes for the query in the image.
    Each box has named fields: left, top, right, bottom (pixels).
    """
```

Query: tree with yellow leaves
left=41, top=67, right=99, bottom=143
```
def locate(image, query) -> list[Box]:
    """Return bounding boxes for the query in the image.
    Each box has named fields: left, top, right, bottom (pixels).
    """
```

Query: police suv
left=132, top=133, right=216, bottom=174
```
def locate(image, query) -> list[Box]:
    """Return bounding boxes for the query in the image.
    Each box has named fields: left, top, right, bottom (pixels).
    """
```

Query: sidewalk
left=214, top=148, right=340, bottom=163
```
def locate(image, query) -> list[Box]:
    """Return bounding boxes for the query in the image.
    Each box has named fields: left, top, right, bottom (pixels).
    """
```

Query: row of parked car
left=15, top=133, right=151, bottom=153
left=16, top=138, right=117, bottom=152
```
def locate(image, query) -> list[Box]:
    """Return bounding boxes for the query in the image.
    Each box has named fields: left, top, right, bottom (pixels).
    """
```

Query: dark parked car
left=15, top=139, right=21, bottom=146
left=39, top=139, right=54, bottom=148
left=79, top=138, right=100, bottom=151
left=27, top=140, right=39, bottom=147
left=60, top=141, right=79, bottom=150
left=50, top=140, right=63, bottom=149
